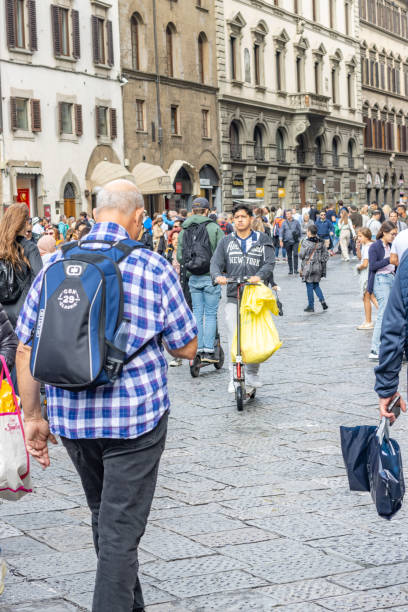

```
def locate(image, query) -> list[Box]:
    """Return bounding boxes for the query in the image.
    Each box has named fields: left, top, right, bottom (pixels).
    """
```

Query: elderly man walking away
left=15, top=180, right=197, bottom=612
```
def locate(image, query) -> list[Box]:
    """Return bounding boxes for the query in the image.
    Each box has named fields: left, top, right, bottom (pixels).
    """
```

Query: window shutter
left=10, top=98, right=17, bottom=130
left=95, top=105, right=101, bottom=137
left=72, top=9, right=80, bottom=59
left=51, top=5, right=61, bottom=56
left=6, top=0, right=16, bottom=49
left=58, top=102, right=63, bottom=134
left=75, top=104, right=83, bottom=136
left=107, top=20, right=114, bottom=66
left=27, top=0, right=38, bottom=51
left=110, top=108, right=117, bottom=139
left=31, top=99, right=41, bottom=132
left=91, top=16, right=99, bottom=64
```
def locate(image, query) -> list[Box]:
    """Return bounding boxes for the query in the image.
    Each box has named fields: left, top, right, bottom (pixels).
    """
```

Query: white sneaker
left=228, top=380, right=235, bottom=394
left=357, top=322, right=374, bottom=330
left=368, top=351, right=379, bottom=361
left=169, top=358, right=182, bottom=367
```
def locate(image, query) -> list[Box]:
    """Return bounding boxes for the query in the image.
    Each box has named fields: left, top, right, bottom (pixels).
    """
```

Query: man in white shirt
left=367, top=210, right=382, bottom=240
left=390, top=228, right=408, bottom=266
left=32, top=217, right=45, bottom=242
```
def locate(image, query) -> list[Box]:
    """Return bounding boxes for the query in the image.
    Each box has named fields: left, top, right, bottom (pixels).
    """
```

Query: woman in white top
left=356, top=227, right=377, bottom=330
left=338, top=208, right=355, bottom=261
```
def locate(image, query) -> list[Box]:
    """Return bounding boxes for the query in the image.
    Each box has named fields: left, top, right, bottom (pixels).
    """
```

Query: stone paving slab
left=328, top=562, right=408, bottom=591
left=26, top=525, right=94, bottom=552
left=8, top=548, right=97, bottom=580
left=157, top=569, right=268, bottom=598
left=142, top=554, right=248, bottom=581
left=152, top=512, right=245, bottom=536
left=0, top=522, right=22, bottom=539
left=191, top=526, right=273, bottom=547
left=307, top=532, right=408, bottom=566
left=139, top=525, right=213, bottom=561
left=257, top=578, right=350, bottom=605
left=0, top=582, right=59, bottom=608
left=316, top=585, right=408, bottom=610
left=2, top=511, right=83, bottom=532
left=248, top=514, right=357, bottom=541
left=0, top=536, right=53, bottom=558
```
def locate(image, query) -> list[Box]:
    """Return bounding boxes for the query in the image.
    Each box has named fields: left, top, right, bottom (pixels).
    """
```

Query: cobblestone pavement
left=1, top=256, right=408, bottom=611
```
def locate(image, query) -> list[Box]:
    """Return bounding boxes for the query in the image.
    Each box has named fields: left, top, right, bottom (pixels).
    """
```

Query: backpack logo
left=58, top=288, right=80, bottom=310
left=66, top=265, right=82, bottom=276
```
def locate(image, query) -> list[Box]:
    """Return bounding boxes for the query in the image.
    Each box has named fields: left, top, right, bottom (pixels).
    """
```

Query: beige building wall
left=216, top=0, right=365, bottom=210
left=360, top=0, right=408, bottom=206
left=119, top=0, right=220, bottom=213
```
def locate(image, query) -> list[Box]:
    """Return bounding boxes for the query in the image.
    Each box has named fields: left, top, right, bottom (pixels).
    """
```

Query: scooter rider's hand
left=216, top=276, right=227, bottom=285
left=248, top=276, right=261, bottom=284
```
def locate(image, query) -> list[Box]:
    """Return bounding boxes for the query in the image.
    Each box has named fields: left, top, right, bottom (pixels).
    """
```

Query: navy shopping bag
left=340, top=424, right=377, bottom=491
left=367, top=418, right=405, bottom=520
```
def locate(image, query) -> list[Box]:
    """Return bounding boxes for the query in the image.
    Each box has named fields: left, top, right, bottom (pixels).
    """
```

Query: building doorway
left=64, top=183, right=76, bottom=218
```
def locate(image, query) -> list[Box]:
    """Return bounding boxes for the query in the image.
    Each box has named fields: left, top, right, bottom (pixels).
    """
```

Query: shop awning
left=132, top=163, right=173, bottom=195
left=90, top=161, right=135, bottom=189
left=167, top=160, right=196, bottom=185
left=14, top=166, right=42, bottom=175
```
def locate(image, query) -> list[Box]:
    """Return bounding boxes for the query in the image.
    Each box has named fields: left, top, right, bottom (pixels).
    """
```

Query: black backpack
left=0, top=260, right=28, bottom=304
left=182, top=220, right=213, bottom=275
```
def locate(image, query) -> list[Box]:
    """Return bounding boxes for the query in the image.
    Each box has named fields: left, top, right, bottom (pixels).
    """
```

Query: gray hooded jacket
left=210, top=232, right=275, bottom=301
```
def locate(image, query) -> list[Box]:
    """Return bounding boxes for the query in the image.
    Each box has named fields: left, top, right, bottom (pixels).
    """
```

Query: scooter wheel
left=190, top=356, right=201, bottom=378
left=236, top=385, right=244, bottom=412
left=214, top=346, right=225, bottom=370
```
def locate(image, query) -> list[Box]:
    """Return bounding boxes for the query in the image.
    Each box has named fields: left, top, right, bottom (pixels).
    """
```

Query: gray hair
left=95, top=179, right=144, bottom=216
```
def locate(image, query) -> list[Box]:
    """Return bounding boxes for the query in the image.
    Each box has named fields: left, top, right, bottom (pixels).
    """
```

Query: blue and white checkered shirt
left=15, top=222, right=197, bottom=440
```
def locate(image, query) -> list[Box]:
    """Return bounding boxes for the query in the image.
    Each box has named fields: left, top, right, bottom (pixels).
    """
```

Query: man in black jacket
left=211, top=203, right=276, bottom=394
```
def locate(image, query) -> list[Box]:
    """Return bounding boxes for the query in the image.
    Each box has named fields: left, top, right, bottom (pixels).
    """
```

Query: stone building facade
left=0, top=0, right=124, bottom=220
left=119, top=0, right=220, bottom=213
left=216, top=0, right=365, bottom=211
left=360, top=0, right=408, bottom=207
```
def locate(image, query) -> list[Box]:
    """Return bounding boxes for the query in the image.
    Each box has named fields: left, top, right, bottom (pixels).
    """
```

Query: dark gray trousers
left=61, top=412, right=168, bottom=612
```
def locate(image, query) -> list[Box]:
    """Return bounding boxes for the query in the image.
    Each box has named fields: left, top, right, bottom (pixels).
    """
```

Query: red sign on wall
left=43, top=205, right=51, bottom=219
left=17, top=188, right=30, bottom=213
left=175, top=182, right=183, bottom=194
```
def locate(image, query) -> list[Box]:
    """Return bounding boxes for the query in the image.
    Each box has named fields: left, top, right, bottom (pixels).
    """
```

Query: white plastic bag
left=0, top=356, right=32, bottom=501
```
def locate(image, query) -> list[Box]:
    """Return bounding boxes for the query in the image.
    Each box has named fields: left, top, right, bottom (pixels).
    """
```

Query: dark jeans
left=306, top=282, right=325, bottom=307
left=284, top=242, right=299, bottom=273
left=61, top=412, right=168, bottom=612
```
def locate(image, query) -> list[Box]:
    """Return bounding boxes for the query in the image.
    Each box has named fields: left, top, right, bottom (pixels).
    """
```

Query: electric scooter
left=189, top=329, right=224, bottom=377
left=228, top=277, right=258, bottom=412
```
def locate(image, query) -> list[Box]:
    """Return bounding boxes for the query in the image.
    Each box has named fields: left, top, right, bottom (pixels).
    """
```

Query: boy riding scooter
left=210, top=203, right=276, bottom=394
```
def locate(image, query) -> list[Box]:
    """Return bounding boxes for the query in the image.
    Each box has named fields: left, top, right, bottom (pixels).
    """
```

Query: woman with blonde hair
left=338, top=207, right=355, bottom=262
left=0, top=204, right=42, bottom=327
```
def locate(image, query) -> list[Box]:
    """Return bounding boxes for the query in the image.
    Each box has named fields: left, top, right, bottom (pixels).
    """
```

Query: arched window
left=296, top=135, right=306, bottom=164
left=230, top=122, right=241, bottom=160
left=348, top=140, right=354, bottom=168
left=198, top=32, right=208, bottom=84
left=254, top=126, right=264, bottom=160
left=276, top=128, right=285, bottom=163
left=131, top=13, right=142, bottom=71
left=332, top=138, right=339, bottom=167
left=166, top=23, right=175, bottom=77
left=315, top=137, right=323, bottom=167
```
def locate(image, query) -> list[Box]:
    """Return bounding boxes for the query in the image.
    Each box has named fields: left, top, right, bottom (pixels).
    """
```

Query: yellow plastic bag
left=0, top=379, right=17, bottom=413
left=231, top=283, right=282, bottom=364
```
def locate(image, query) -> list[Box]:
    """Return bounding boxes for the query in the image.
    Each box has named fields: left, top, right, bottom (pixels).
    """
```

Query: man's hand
left=280, top=241, right=283, bottom=248
left=24, top=418, right=58, bottom=469
left=215, top=276, right=227, bottom=285
left=249, top=276, right=261, bottom=283
left=379, top=393, right=407, bottom=424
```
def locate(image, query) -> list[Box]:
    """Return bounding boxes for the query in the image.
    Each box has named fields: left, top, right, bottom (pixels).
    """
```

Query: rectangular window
left=360, top=0, right=367, bottom=19
left=96, top=106, right=108, bottom=137
left=370, top=60, right=374, bottom=86
left=135, top=100, right=144, bottom=131
left=294, top=0, right=299, bottom=14
left=60, top=8, right=69, bottom=56
left=202, top=109, right=209, bottom=138
left=96, top=18, right=105, bottom=64
left=347, top=74, right=352, bottom=107
left=329, top=0, right=335, bottom=29
left=375, top=62, right=379, bottom=88
left=254, top=44, right=260, bottom=85
left=345, top=2, right=349, bottom=35
left=312, top=0, right=317, bottom=21
left=314, top=62, right=319, bottom=94
left=276, top=50, right=281, bottom=90
left=230, top=36, right=236, bottom=80
left=15, top=98, right=28, bottom=130
left=15, top=0, right=25, bottom=48
left=331, top=69, right=337, bottom=103
left=296, top=57, right=301, bottom=92
left=171, top=105, right=178, bottom=135
left=380, top=63, right=385, bottom=89
left=60, top=102, right=73, bottom=134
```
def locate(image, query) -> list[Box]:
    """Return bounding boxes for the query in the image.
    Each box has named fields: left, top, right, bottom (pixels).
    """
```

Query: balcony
left=332, top=153, right=339, bottom=168
left=296, top=149, right=306, bottom=164
left=277, top=148, right=287, bottom=164
left=315, top=152, right=324, bottom=167
left=348, top=156, right=355, bottom=169
left=254, top=146, right=265, bottom=161
left=289, top=93, right=331, bottom=115
left=230, top=143, right=242, bottom=160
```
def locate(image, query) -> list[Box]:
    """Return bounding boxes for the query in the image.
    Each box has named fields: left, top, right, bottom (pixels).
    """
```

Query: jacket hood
left=182, top=215, right=211, bottom=228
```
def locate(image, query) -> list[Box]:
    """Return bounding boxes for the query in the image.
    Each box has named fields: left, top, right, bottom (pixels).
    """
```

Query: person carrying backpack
left=15, top=179, right=197, bottom=612
left=177, top=197, right=224, bottom=364
left=299, top=223, right=329, bottom=312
